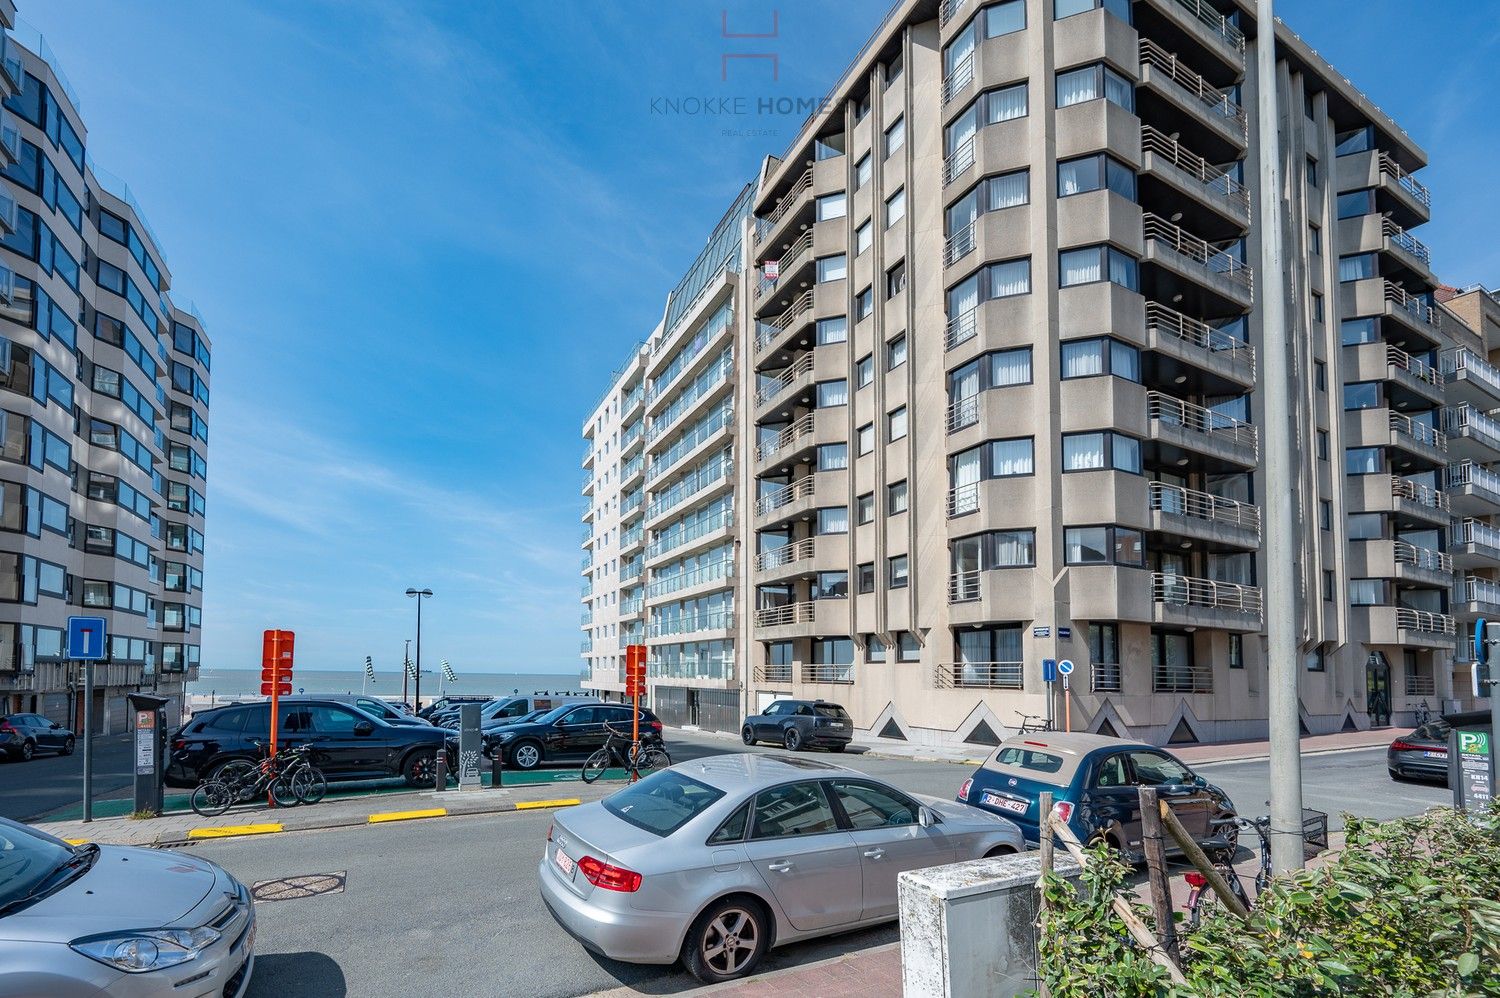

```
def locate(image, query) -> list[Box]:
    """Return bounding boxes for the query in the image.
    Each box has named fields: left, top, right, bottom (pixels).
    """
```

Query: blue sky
left=25, top=1, right=1499, bottom=676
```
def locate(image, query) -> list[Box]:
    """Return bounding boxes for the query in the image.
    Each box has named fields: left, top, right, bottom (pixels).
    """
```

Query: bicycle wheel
left=269, top=775, right=301, bottom=808
left=292, top=766, right=328, bottom=805
left=581, top=748, right=612, bottom=784
left=190, top=780, right=235, bottom=817
left=633, top=745, right=670, bottom=774
left=213, top=759, right=258, bottom=803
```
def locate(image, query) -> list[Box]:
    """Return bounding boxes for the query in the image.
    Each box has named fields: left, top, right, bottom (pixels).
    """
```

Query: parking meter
left=128, top=694, right=170, bottom=816
left=458, top=703, right=482, bottom=790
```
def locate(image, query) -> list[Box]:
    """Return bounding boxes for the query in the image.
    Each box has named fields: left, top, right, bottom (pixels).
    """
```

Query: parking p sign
left=67, top=616, right=108, bottom=661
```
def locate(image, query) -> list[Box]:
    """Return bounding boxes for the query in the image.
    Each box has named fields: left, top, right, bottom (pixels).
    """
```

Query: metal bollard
left=492, top=747, right=504, bottom=788
left=433, top=749, right=447, bottom=792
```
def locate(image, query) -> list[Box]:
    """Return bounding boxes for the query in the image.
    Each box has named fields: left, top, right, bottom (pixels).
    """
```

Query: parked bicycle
left=581, top=722, right=671, bottom=784
left=190, top=741, right=326, bottom=816
left=1184, top=814, right=1271, bottom=929
left=1016, top=712, right=1055, bottom=734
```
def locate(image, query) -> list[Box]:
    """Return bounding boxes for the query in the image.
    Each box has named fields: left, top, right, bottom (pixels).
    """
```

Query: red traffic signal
left=261, top=681, right=292, bottom=696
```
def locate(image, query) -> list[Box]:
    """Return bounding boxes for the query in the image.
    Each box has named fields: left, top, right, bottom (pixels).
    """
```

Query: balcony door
left=1365, top=652, right=1391, bottom=727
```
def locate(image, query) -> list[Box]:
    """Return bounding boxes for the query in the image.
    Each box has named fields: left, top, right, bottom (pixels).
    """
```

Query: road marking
left=515, top=798, right=582, bottom=810
left=367, top=807, right=447, bottom=824
left=187, top=823, right=284, bottom=839
left=1194, top=744, right=1390, bottom=768
left=64, top=838, right=90, bottom=845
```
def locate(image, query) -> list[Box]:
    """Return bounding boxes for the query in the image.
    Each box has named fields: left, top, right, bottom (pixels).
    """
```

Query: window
left=885, top=187, right=906, bottom=227
left=858, top=563, right=875, bottom=594
left=1335, top=125, right=1374, bottom=156
left=605, top=771, right=726, bottom=838
left=1322, top=570, right=1335, bottom=603
left=947, top=259, right=1032, bottom=327
left=888, top=480, right=908, bottom=513
left=1316, top=429, right=1329, bottom=460
left=885, top=51, right=904, bottom=86
left=816, top=380, right=848, bottom=408
left=1063, top=525, right=1144, bottom=566
left=817, top=442, right=848, bottom=470
left=949, top=437, right=1036, bottom=490
left=897, top=632, right=920, bottom=662
left=707, top=803, right=751, bottom=845
left=1056, top=63, right=1134, bottom=111
left=1059, top=246, right=1138, bottom=290
left=855, top=285, right=874, bottom=320
left=1345, top=446, right=1383, bottom=475
left=1129, top=751, right=1193, bottom=787
left=945, top=83, right=1029, bottom=169
left=815, top=192, right=847, bottom=221
left=1089, top=623, right=1120, bottom=691
left=857, top=355, right=874, bottom=388
left=1304, top=647, right=1326, bottom=673
left=1308, top=223, right=1322, bottom=256
left=1343, top=381, right=1380, bottom=410
left=887, top=261, right=907, bottom=298
left=1319, top=499, right=1332, bottom=530
left=857, top=493, right=875, bottom=524
left=1338, top=253, right=1377, bottom=282
left=888, top=555, right=909, bottom=588
left=885, top=116, right=905, bottom=157
left=815, top=132, right=845, bottom=160
left=1057, top=154, right=1136, bottom=199
left=817, top=254, right=848, bottom=283
left=950, top=529, right=1037, bottom=571
left=1306, top=156, right=1319, bottom=186
left=854, top=154, right=872, bottom=190
left=1315, top=360, right=1326, bottom=391
left=856, top=220, right=872, bottom=255
left=1055, top=0, right=1131, bottom=21
left=887, top=334, right=907, bottom=370
left=1312, top=291, right=1324, bottom=322
left=751, top=782, right=838, bottom=838
left=1337, top=189, right=1376, bottom=219
left=1060, top=338, right=1140, bottom=381
left=1348, top=579, right=1383, bottom=605
left=813, top=571, right=848, bottom=599
left=887, top=406, right=907, bottom=441
left=817, top=507, right=849, bottom=534
left=857, top=424, right=875, bottom=454
left=1062, top=431, right=1141, bottom=473
left=817, top=316, right=848, bottom=345
left=945, top=170, right=1030, bottom=249
left=853, top=92, right=871, bottom=122
left=1341, top=317, right=1379, bottom=346
left=1346, top=513, right=1383, bottom=539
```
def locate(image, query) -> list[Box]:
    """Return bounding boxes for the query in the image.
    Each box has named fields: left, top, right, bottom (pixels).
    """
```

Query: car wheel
left=510, top=741, right=542, bottom=771
left=682, top=897, right=769, bottom=984
left=19, top=740, right=34, bottom=762
left=59, top=737, right=75, bottom=756
left=403, top=751, right=438, bottom=788
left=984, top=845, right=1018, bottom=858
left=741, top=726, right=755, bottom=746
left=783, top=728, right=802, bottom=752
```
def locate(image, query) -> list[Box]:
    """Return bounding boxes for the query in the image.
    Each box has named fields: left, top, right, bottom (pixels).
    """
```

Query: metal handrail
left=1149, top=481, right=1261, bottom=533
left=944, top=219, right=976, bottom=265
left=1147, top=391, right=1259, bottom=453
left=1144, top=301, right=1255, bottom=368
left=947, top=394, right=980, bottom=433
left=1150, top=572, right=1263, bottom=615
left=1385, top=345, right=1442, bottom=389
left=757, top=291, right=815, bottom=352
left=1168, top=0, right=1245, bottom=51
left=945, top=307, right=979, bottom=350
left=1143, top=213, right=1254, bottom=293
left=1458, top=576, right=1500, bottom=608
left=1383, top=281, right=1443, bottom=332
left=1140, top=126, right=1250, bottom=216
left=1381, top=217, right=1431, bottom=266
left=756, top=664, right=794, bottom=684
left=756, top=353, right=815, bottom=405
left=947, top=482, right=980, bottom=518
left=948, top=570, right=981, bottom=604
left=756, top=413, right=815, bottom=462
left=943, top=135, right=976, bottom=186
left=942, top=50, right=975, bottom=106
left=646, top=557, right=734, bottom=599
left=1394, top=607, right=1454, bottom=635
left=1153, top=660, right=1213, bottom=694
left=934, top=661, right=1023, bottom=690
left=1388, top=410, right=1446, bottom=451
left=756, top=537, right=816, bottom=572
left=1453, top=517, right=1500, bottom=551
left=1446, top=461, right=1500, bottom=500
left=802, top=663, right=854, bottom=684
left=756, top=601, right=816, bottom=627
left=646, top=457, right=733, bottom=521
left=1378, top=152, right=1431, bottom=208
left=1138, top=39, right=1247, bottom=138
left=648, top=610, right=734, bottom=638
left=1442, top=349, right=1500, bottom=397
left=1392, top=540, right=1452, bottom=574
left=938, top=0, right=968, bottom=27
left=1092, top=662, right=1123, bottom=693
left=1391, top=475, right=1449, bottom=512
left=645, top=508, right=734, bottom=560
left=756, top=475, right=816, bottom=516
left=760, top=168, right=813, bottom=234
left=757, top=230, right=815, bottom=301
left=1443, top=404, right=1500, bottom=450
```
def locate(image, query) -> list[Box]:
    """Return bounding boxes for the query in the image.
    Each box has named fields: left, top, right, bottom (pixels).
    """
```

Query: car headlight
left=71, top=927, right=221, bottom=973
left=496, top=730, right=517, bottom=742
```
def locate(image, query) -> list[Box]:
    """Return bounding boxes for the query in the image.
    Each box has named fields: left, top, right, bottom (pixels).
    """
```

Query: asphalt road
left=182, top=736, right=1447, bottom=998
left=0, top=733, right=135, bottom=821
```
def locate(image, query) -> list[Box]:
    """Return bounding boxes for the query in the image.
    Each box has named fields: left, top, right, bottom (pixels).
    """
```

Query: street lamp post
left=406, top=588, right=433, bottom=711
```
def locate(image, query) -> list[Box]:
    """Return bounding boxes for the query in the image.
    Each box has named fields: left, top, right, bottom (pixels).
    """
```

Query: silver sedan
left=0, top=818, right=254, bottom=997
left=538, top=752, right=1024, bottom=984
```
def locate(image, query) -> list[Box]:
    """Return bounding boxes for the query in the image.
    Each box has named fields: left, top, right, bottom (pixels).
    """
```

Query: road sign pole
left=82, top=658, right=92, bottom=823
left=1063, top=675, right=1072, bottom=733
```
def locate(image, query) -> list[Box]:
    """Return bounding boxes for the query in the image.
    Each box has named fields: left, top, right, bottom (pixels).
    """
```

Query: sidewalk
left=34, top=778, right=613, bottom=848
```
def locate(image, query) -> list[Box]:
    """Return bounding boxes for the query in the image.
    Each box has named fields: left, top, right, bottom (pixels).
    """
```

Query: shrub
left=1037, top=805, right=1500, bottom=996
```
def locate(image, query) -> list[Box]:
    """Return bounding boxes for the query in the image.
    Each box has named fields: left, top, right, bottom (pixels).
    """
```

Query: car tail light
left=1184, top=872, right=1207, bottom=888
left=649, top=721, right=662, bottom=734
left=0, top=721, right=12, bottom=733
left=1051, top=801, right=1074, bottom=824
left=578, top=855, right=642, bottom=892
left=957, top=778, right=973, bottom=801
left=1391, top=740, right=1440, bottom=754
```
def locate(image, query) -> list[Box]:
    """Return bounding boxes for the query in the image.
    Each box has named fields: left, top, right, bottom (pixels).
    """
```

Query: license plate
left=829, top=722, right=846, bottom=729
left=981, top=791, right=1028, bottom=815
left=1423, top=751, right=1446, bottom=759
left=554, top=847, right=576, bottom=879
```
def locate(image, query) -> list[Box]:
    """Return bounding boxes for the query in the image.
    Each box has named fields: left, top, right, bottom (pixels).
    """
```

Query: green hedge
left=1038, top=805, right=1500, bottom=996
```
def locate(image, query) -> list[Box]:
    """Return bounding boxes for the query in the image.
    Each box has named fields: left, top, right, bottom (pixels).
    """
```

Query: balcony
left=1137, top=0, right=1245, bottom=71
left=755, top=537, right=816, bottom=579
left=1390, top=540, right=1454, bottom=588
left=645, top=557, right=736, bottom=602
left=1388, top=475, right=1451, bottom=529
left=1384, top=410, right=1447, bottom=468
left=647, top=400, right=733, bottom=483
left=1147, top=481, right=1260, bottom=549
left=942, top=50, right=975, bottom=108
left=620, top=594, right=645, bottom=619
left=755, top=167, right=813, bottom=256
left=1363, top=606, right=1455, bottom=648
left=933, top=661, right=1023, bottom=690
left=1137, top=39, right=1247, bottom=157
left=620, top=559, right=643, bottom=584
left=620, top=454, right=644, bottom=488
left=1145, top=391, right=1258, bottom=470
left=647, top=610, right=734, bottom=640
left=645, top=457, right=733, bottom=525
left=0, top=112, right=16, bottom=170
left=943, top=134, right=977, bottom=188
left=1442, top=405, right=1500, bottom=462
left=1150, top=573, right=1263, bottom=631
left=754, top=663, right=794, bottom=685
left=756, top=291, right=815, bottom=365
left=756, top=600, right=816, bottom=629
left=1378, top=152, right=1432, bottom=221
left=620, top=523, right=644, bottom=555
left=645, top=508, right=735, bottom=564
left=582, top=470, right=595, bottom=497
left=756, top=230, right=815, bottom=304
left=647, top=352, right=734, bottom=444
left=621, top=385, right=644, bottom=420
left=1380, top=217, right=1432, bottom=274
left=1382, top=281, right=1444, bottom=342
left=1454, top=576, right=1500, bottom=619
left=756, top=413, right=817, bottom=467
left=1445, top=462, right=1500, bottom=516
left=1444, top=350, right=1500, bottom=410
left=1143, top=301, right=1255, bottom=393
left=938, top=0, right=968, bottom=27
left=755, top=353, right=815, bottom=411
left=756, top=474, right=823, bottom=528
left=1142, top=213, right=1254, bottom=308
left=944, top=218, right=977, bottom=266
left=1450, top=518, right=1500, bottom=570
left=802, top=663, right=855, bottom=685
left=1139, top=126, right=1250, bottom=229
left=621, top=489, right=644, bottom=517
left=947, top=482, right=980, bottom=519
left=620, top=423, right=644, bottom=458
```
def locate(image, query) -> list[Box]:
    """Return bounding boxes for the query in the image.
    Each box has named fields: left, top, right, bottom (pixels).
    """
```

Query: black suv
left=741, top=699, right=853, bottom=751
left=167, top=699, right=451, bottom=788
left=492, top=702, right=663, bottom=770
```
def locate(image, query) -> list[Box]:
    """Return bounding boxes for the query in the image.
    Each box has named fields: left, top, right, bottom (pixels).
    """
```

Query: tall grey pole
left=1255, top=0, right=1304, bottom=873
left=82, top=661, right=93, bottom=823
left=414, top=598, right=422, bottom=713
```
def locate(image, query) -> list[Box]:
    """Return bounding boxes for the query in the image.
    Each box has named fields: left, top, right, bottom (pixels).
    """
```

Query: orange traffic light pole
left=625, top=644, right=647, bottom=782
left=261, top=630, right=295, bottom=807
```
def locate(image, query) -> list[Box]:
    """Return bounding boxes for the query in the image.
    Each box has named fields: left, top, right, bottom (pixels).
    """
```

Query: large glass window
left=816, top=316, right=847, bottom=345
left=1057, top=154, right=1136, bottom=199
left=1064, top=525, right=1144, bottom=566
left=885, top=188, right=906, bottom=227
left=1335, top=125, right=1374, bottom=156
left=1341, top=317, right=1379, bottom=345
left=1055, top=0, right=1131, bottom=20
left=1348, top=579, right=1383, bottom=605
left=816, top=380, right=848, bottom=408
left=1056, top=63, right=1134, bottom=111
left=1060, top=338, right=1140, bottom=381
left=816, top=443, right=848, bottom=471
left=1062, top=432, right=1141, bottom=472
left=945, top=83, right=1029, bottom=162
left=951, top=529, right=1036, bottom=571
left=1337, top=189, right=1375, bottom=219
left=815, top=192, right=847, bottom=221
left=1343, top=381, right=1381, bottom=410
left=1338, top=253, right=1377, bottom=282
left=887, top=406, right=907, bottom=441
left=1346, top=513, right=1384, bottom=540
left=817, top=507, right=849, bottom=534
left=1345, top=446, right=1384, bottom=475
left=888, top=555, right=909, bottom=588
left=885, top=116, right=906, bottom=157
left=1059, top=245, right=1139, bottom=290
left=816, top=254, right=848, bottom=283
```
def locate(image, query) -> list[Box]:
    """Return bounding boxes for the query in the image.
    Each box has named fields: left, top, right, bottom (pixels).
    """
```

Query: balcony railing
left=648, top=402, right=733, bottom=481
left=1395, top=607, right=1455, bottom=635
left=1143, top=213, right=1254, bottom=294
left=1444, top=404, right=1500, bottom=452
left=620, top=424, right=643, bottom=452
left=1386, top=345, right=1442, bottom=390
left=620, top=560, right=644, bottom=583
left=1140, top=126, right=1250, bottom=216
left=1384, top=281, right=1443, bottom=333
left=621, top=385, right=644, bottom=416
left=1148, top=481, right=1261, bottom=534
left=621, top=455, right=644, bottom=483
left=646, top=557, right=734, bottom=599
left=1151, top=572, right=1263, bottom=616
left=1382, top=217, right=1431, bottom=266
left=1393, top=540, right=1452, bottom=574
left=1404, top=672, right=1437, bottom=697
left=949, top=571, right=982, bottom=604
left=1389, top=410, right=1446, bottom=452
left=756, top=663, right=794, bottom=684
left=757, top=475, right=816, bottom=517
left=757, top=230, right=814, bottom=301
left=757, top=413, right=815, bottom=462
left=934, top=661, right=1023, bottom=690
left=645, top=457, right=733, bottom=521
left=1453, top=517, right=1500, bottom=552
left=802, top=663, right=854, bottom=684
left=760, top=168, right=812, bottom=235
left=938, top=0, right=968, bottom=27
left=1147, top=391, right=1259, bottom=454
left=1391, top=475, right=1449, bottom=514
left=942, top=50, right=975, bottom=106
left=1446, top=461, right=1500, bottom=500
left=1139, top=39, right=1247, bottom=139
left=648, top=610, right=734, bottom=638
left=1458, top=576, right=1500, bottom=609
left=1092, top=661, right=1123, bottom=693
left=620, top=595, right=644, bottom=616
left=647, top=353, right=733, bottom=443
left=1144, top=301, right=1255, bottom=370
left=756, top=291, right=815, bottom=352
left=756, top=537, right=815, bottom=572
left=621, top=489, right=644, bottom=516
left=945, top=307, right=979, bottom=350
left=947, top=394, right=980, bottom=433
left=944, top=219, right=976, bottom=265
left=756, top=353, right=815, bottom=406
left=1166, top=0, right=1246, bottom=52
left=645, top=508, right=734, bottom=561
left=1378, top=152, right=1431, bottom=208
left=1153, top=660, right=1213, bottom=694
left=943, top=135, right=976, bottom=186
left=1443, top=349, right=1500, bottom=398
left=947, top=482, right=980, bottom=518
left=756, top=601, right=816, bottom=628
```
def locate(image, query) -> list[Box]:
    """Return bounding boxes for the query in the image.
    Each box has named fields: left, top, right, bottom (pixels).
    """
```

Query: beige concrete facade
left=0, top=15, right=211, bottom=730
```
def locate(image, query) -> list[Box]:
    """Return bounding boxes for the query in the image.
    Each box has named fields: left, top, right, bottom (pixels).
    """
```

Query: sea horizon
left=191, top=666, right=589, bottom=700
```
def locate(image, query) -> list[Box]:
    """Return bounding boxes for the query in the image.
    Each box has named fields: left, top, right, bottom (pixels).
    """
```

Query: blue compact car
left=956, top=732, right=1239, bottom=861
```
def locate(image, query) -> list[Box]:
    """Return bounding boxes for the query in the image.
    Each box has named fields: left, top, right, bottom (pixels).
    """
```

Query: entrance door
left=1365, top=653, right=1391, bottom=727
left=686, top=689, right=701, bottom=727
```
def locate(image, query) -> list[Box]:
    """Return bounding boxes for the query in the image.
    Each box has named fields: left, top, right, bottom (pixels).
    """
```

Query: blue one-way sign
left=67, top=616, right=108, bottom=661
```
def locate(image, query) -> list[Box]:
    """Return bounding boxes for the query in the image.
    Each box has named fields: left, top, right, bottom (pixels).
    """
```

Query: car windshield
left=533, top=704, right=581, bottom=725
left=994, top=746, right=1065, bottom=775
left=814, top=704, right=849, bottom=718
left=0, top=822, right=77, bottom=908
left=603, top=770, right=725, bottom=837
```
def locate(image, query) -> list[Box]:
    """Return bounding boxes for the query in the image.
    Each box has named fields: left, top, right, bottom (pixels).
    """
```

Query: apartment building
left=581, top=0, right=1491, bottom=748
left=0, top=12, right=212, bottom=731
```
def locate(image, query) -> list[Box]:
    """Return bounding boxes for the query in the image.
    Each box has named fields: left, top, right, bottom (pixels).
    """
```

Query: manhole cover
left=251, top=872, right=346, bottom=903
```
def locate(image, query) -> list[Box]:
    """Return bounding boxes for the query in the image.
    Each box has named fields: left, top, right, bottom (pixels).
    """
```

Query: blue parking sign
left=67, top=616, right=108, bottom=661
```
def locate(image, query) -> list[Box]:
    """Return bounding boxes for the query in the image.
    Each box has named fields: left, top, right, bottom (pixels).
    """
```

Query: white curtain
left=819, top=507, right=848, bottom=534
left=1060, top=248, right=1102, bottom=287
left=1064, top=433, right=1106, bottom=470
left=817, top=316, right=847, bottom=345
left=944, top=23, right=975, bottom=79
left=990, top=530, right=1034, bottom=567
left=991, top=348, right=1031, bottom=386
left=948, top=274, right=980, bottom=319
left=818, top=380, right=848, bottom=407
left=946, top=105, right=978, bottom=159
left=952, top=449, right=982, bottom=489
left=1061, top=340, right=1105, bottom=378
left=953, top=362, right=981, bottom=400
left=1056, top=67, right=1096, bottom=108
left=987, top=169, right=1029, bottom=210
left=817, top=255, right=847, bottom=283
left=1109, top=340, right=1140, bottom=381
left=989, top=259, right=1030, bottom=298
left=1057, top=157, right=1098, bottom=197
left=987, top=83, right=1028, bottom=123
left=1103, top=67, right=1134, bottom=110
left=990, top=438, right=1033, bottom=476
